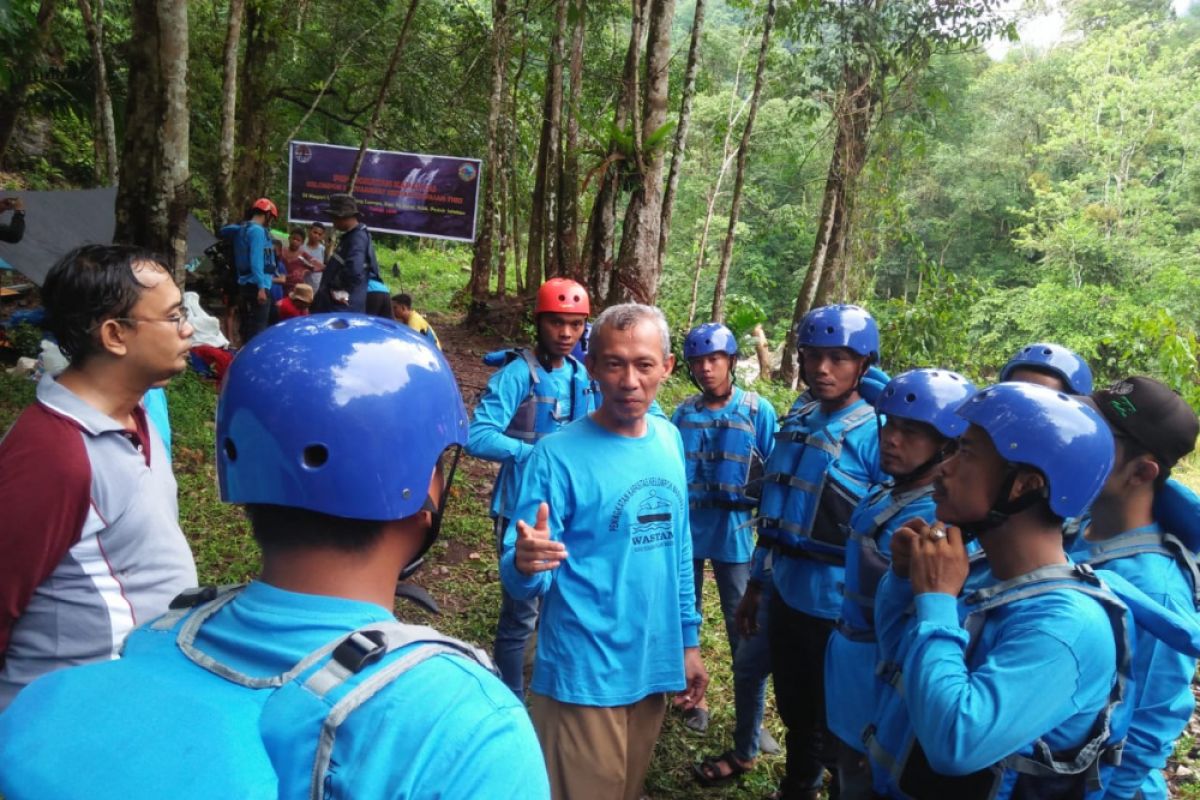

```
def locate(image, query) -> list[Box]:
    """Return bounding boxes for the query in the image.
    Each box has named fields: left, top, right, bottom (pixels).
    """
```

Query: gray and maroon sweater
left=0, top=375, right=197, bottom=710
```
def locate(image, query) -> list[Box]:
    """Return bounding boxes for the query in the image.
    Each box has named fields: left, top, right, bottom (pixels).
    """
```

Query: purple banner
left=287, top=140, right=482, bottom=242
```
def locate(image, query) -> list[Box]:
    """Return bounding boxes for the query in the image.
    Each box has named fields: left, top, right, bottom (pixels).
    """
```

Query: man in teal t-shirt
left=501, top=303, right=708, bottom=800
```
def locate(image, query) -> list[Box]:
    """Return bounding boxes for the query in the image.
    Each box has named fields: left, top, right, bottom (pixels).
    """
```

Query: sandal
left=682, top=706, right=710, bottom=734
left=692, top=749, right=752, bottom=787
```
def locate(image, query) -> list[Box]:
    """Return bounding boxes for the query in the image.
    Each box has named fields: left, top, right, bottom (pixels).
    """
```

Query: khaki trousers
left=530, top=692, right=667, bottom=800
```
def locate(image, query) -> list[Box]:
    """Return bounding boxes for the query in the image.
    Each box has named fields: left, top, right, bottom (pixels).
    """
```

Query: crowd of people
left=0, top=230, right=1198, bottom=800
left=217, top=193, right=437, bottom=347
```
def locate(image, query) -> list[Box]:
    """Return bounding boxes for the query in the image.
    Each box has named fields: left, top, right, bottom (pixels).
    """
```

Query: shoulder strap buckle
left=168, top=585, right=220, bottom=610
left=331, top=629, right=388, bottom=673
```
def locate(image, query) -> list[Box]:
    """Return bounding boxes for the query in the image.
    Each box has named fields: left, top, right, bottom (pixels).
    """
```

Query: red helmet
left=535, top=278, right=590, bottom=316
left=252, top=197, right=279, bottom=218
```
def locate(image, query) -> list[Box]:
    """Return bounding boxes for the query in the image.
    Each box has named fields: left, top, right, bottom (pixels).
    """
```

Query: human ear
left=96, top=319, right=131, bottom=357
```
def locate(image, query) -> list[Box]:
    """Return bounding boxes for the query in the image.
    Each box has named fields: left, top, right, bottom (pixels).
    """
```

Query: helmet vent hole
left=905, top=392, right=918, bottom=403
left=558, top=294, right=566, bottom=302
left=303, top=444, right=329, bottom=468
left=223, top=438, right=237, bottom=461
left=825, top=326, right=835, bottom=334
left=329, top=318, right=349, bottom=330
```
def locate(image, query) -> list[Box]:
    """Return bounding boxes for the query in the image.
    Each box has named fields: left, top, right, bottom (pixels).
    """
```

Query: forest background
left=3, top=1, right=1200, bottom=796
left=1, top=0, right=1199, bottom=402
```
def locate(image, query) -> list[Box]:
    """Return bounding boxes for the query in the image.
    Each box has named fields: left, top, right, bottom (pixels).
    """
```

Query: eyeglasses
left=108, top=307, right=192, bottom=334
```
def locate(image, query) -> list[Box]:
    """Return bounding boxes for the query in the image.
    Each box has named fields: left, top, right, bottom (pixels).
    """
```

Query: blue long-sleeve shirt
left=825, top=486, right=936, bottom=752
left=1069, top=525, right=1199, bottom=800
left=875, top=571, right=1117, bottom=788
left=500, top=415, right=702, bottom=706
left=0, top=581, right=549, bottom=799
left=466, top=354, right=587, bottom=520
left=219, top=222, right=272, bottom=290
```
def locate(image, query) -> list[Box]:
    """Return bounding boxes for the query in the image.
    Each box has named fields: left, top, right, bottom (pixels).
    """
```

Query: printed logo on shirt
left=610, top=477, right=685, bottom=552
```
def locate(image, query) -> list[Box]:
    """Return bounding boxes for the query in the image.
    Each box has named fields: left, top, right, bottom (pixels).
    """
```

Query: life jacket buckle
left=332, top=629, right=388, bottom=673
left=168, top=585, right=219, bottom=610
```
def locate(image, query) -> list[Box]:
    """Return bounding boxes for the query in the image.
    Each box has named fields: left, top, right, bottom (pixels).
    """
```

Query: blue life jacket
left=484, top=348, right=595, bottom=443
left=0, top=586, right=495, bottom=800
left=865, top=563, right=1132, bottom=800
left=838, top=484, right=935, bottom=643
left=675, top=389, right=764, bottom=511
left=752, top=397, right=877, bottom=564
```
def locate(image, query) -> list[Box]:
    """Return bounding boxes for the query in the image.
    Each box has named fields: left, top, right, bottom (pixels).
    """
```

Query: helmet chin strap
left=400, top=447, right=461, bottom=580
left=689, top=356, right=737, bottom=401
left=957, top=465, right=1049, bottom=543
left=807, top=356, right=869, bottom=408
left=887, top=448, right=948, bottom=488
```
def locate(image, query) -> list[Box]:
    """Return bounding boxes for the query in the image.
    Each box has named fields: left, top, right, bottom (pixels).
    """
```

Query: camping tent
left=0, top=187, right=217, bottom=286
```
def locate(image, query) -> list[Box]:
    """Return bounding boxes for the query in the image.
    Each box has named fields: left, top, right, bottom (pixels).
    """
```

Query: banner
left=287, top=141, right=482, bottom=242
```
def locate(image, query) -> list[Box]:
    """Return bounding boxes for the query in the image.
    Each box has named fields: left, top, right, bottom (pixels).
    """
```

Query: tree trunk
left=581, top=0, right=644, bottom=302
left=216, top=0, right=246, bottom=225
left=348, top=0, right=421, bottom=190
left=779, top=65, right=876, bottom=387
left=508, top=22, right=528, bottom=295
left=496, top=163, right=509, bottom=296
left=114, top=0, right=190, bottom=281
left=469, top=0, right=508, bottom=299
left=611, top=0, right=676, bottom=304
left=78, top=0, right=118, bottom=185
left=0, top=0, right=58, bottom=168
left=683, top=31, right=751, bottom=329
left=684, top=149, right=735, bottom=329
left=526, top=0, right=568, bottom=288
left=710, top=0, right=774, bottom=322
left=556, top=0, right=586, bottom=280
left=232, top=0, right=278, bottom=209
left=657, top=0, right=706, bottom=274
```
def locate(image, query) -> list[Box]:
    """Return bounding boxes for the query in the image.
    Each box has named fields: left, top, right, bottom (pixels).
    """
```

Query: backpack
left=206, top=224, right=245, bottom=297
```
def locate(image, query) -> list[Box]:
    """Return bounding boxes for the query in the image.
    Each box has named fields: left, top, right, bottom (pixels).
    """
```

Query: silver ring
left=929, top=526, right=947, bottom=542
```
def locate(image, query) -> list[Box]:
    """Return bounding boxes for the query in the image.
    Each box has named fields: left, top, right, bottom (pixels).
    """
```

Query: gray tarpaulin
left=0, top=187, right=217, bottom=286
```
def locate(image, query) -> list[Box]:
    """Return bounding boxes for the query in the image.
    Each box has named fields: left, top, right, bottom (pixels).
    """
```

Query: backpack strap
left=296, top=622, right=494, bottom=798
left=517, top=348, right=541, bottom=386
left=864, top=484, right=935, bottom=541
left=149, top=584, right=245, bottom=633
left=1086, top=531, right=1200, bottom=610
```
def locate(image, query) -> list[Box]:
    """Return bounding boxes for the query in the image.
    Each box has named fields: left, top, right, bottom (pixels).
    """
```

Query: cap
left=1091, top=376, right=1199, bottom=468
left=326, top=193, right=360, bottom=218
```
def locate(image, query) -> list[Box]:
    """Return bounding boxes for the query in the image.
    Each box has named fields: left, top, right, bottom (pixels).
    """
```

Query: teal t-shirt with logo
left=500, top=414, right=702, bottom=706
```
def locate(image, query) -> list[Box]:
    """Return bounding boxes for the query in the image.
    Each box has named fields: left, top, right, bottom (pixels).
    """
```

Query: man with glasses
left=0, top=244, right=198, bottom=712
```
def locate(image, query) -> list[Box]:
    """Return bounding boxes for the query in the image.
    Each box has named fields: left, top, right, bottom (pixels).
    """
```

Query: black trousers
left=769, top=589, right=840, bottom=799
left=237, top=284, right=270, bottom=344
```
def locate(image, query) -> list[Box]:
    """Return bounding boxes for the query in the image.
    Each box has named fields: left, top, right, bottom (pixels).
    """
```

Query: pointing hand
left=515, top=502, right=568, bottom=575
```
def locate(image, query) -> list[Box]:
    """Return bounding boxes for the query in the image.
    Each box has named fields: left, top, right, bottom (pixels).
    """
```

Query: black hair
left=289, top=226, right=306, bottom=238
left=246, top=504, right=386, bottom=555
left=42, top=244, right=169, bottom=365
left=392, top=293, right=413, bottom=307
left=309, top=221, right=325, bottom=231
left=244, top=205, right=266, bottom=221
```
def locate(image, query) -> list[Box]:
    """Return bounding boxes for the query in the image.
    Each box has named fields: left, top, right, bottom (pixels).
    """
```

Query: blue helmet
left=876, top=369, right=977, bottom=439
left=999, top=342, right=1093, bottom=395
left=796, top=304, right=880, bottom=362
left=216, top=314, right=468, bottom=522
left=956, top=382, right=1114, bottom=519
left=684, top=322, right=738, bottom=360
